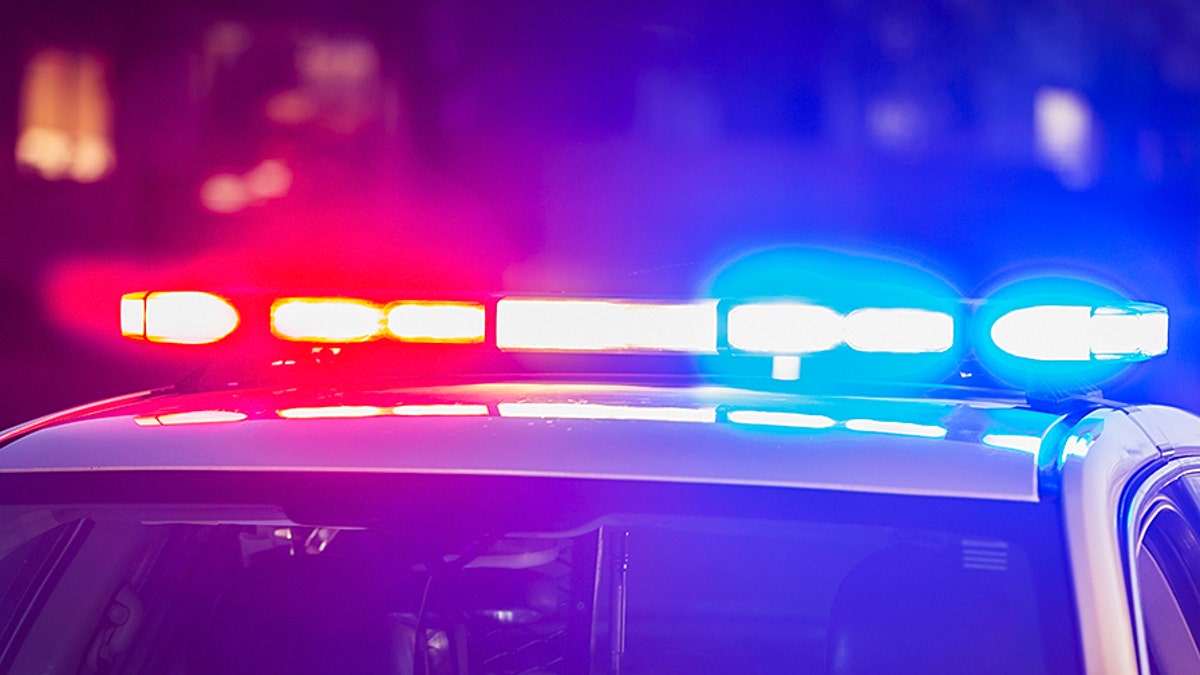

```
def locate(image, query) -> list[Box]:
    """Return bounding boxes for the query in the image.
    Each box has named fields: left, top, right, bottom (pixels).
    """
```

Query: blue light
left=990, top=303, right=1167, bottom=361
left=702, top=247, right=964, bottom=384
left=974, top=275, right=1168, bottom=391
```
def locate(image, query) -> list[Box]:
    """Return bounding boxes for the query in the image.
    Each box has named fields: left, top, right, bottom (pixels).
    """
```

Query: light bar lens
left=991, top=303, right=1168, bottom=361
left=844, top=308, right=954, bottom=353
left=727, top=303, right=842, bottom=353
left=727, top=303, right=955, bottom=355
left=496, top=299, right=718, bottom=352
left=271, top=298, right=385, bottom=343
left=121, top=291, right=239, bottom=344
left=386, top=302, right=485, bottom=343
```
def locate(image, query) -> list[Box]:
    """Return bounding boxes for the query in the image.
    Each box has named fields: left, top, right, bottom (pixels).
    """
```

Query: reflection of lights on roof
left=498, top=402, right=717, bottom=423
left=386, top=302, right=485, bottom=343
left=844, top=419, right=947, bottom=439
left=727, top=410, right=836, bottom=429
left=981, top=433, right=1042, bottom=454
left=277, top=406, right=390, bottom=419
left=271, top=298, right=386, bottom=343
left=496, top=299, right=718, bottom=352
left=391, top=404, right=489, bottom=416
left=134, top=411, right=248, bottom=426
left=1063, top=435, right=1094, bottom=458
left=121, top=291, right=240, bottom=344
left=991, top=304, right=1168, bottom=361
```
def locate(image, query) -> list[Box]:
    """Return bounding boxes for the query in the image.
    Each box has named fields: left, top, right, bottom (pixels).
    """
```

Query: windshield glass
left=0, top=472, right=1080, bottom=674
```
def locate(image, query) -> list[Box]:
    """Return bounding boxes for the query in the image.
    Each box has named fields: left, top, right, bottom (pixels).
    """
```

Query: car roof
left=0, top=381, right=1071, bottom=503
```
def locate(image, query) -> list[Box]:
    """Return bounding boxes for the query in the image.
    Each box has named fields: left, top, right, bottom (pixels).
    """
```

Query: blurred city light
left=16, top=49, right=115, bottom=182
left=1034, top=87, right=1095, bottom=189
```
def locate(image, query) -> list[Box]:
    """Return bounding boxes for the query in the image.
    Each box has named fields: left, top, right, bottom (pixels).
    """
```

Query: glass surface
left=0, top=473, right=1080, bottom=674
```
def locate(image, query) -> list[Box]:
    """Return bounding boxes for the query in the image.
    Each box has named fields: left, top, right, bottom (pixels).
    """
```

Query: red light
left=121, top=291, right=240, bottom=344
left=271, top=298, right=385, bottom=343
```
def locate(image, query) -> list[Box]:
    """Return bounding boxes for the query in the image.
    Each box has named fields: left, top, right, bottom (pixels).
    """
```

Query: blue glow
left=703, top=247, right=963, bottom=384
left=844, top=308, right=954, bottom=353
left=974, top=275, right=1166, bottom=390
left=990, top=303, right=1167, bottom=361
left=727, top=303, right=842, bottom=353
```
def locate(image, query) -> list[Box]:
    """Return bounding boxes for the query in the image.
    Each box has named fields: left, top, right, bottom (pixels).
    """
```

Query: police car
left=0, top=264, right=1194, bottom=674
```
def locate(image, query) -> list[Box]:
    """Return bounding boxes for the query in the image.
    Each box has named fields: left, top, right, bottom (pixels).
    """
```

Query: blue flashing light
left=702, top=247, right=965, bottom=384
left=973, top=275, right=1167, bottom=391
left=990, top=303, right=1167, bottom=362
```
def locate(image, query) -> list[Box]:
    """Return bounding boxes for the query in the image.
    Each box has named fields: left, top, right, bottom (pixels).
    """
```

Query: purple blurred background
left=2, top=0, right=1200, bottom=428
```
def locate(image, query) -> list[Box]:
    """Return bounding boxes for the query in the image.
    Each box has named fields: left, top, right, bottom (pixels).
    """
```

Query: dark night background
left=2, top=0, right=1199, bottom=428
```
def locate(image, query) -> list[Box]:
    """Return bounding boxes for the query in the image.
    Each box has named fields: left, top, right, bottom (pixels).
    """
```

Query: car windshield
left=0, top=472, right=1081, bottom=674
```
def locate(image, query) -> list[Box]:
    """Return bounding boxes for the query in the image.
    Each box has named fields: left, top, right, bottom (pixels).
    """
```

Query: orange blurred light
left=200, top=173, right=249, bottom=214
left=244, top=159, right=292, bottom=199
left=271, top=297, right=385, bottom=343
left=121, top=291, right=239, bottom=344
left=16, top=49, right=115, bottom=182
left=386, top=302, right=485, bottom=343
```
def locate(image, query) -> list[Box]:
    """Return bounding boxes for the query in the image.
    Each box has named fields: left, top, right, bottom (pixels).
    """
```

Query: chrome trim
left=1060, top=408, right=1163, bottom=675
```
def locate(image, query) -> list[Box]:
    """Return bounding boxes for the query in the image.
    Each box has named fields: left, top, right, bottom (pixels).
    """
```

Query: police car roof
left=0, top=381, right=1073, bottom=503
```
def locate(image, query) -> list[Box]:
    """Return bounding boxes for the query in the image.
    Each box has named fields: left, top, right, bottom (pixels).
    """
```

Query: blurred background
left=2, top=0, right=1199, bottom=427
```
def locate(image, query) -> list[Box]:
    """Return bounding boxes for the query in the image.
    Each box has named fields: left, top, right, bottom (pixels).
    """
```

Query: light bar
left=990, top=303, right=1168, bottom=361
left=727, top=304, right=842, bottom=353
left=121, top=291, right=240, bottom=344
left=386, top=302, right=485, bottom=343
left=271, top=298, right=385, bottom=343
left=844, top=308, right=954, bottom=353
left=496, top=299, right=718, bottom=352
left=727, top=303, right=954, bottom=354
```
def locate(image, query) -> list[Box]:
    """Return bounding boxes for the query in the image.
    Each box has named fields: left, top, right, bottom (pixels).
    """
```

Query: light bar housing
left=118, top=287, right=1169, bottom=391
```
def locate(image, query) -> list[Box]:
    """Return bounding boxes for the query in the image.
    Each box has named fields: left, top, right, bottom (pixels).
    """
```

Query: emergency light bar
left=119, top=286, right=1170, bottom=387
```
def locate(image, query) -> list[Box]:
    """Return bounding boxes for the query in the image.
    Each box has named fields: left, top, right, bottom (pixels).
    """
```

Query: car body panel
left=0, top=383, right=1062, bottom=502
